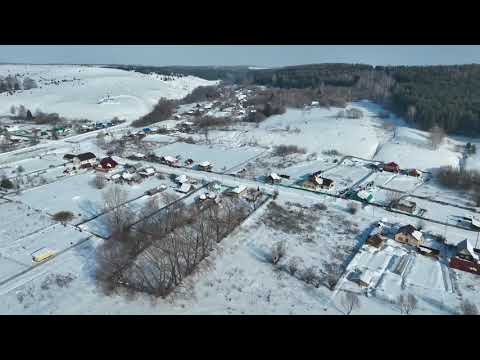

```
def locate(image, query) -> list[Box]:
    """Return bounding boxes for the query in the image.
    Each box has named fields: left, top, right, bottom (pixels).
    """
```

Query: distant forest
left=105, top=63, right=480, bottom=136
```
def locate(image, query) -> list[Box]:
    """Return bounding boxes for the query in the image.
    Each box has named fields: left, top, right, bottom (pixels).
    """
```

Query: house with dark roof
left=394, top=224, right=423, bottom=247
left=73, top=152, right=97, bottom=168
left=99, top=157, right=118, bottom=171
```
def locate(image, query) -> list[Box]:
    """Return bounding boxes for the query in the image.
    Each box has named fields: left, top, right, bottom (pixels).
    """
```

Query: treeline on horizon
left=105, top=63, right=480, bottom=136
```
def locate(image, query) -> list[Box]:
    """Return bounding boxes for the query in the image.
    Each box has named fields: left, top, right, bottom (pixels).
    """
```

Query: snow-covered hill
left=0, top=65, right=216, bottom=122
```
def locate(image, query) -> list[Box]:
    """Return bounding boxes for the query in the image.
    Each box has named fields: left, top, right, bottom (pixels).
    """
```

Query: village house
left=73, top=152, right=97, bottom=169
left=383, top=162, right=400, bottom=173
left=355, top=190, right=374, bottom=203
left=138, top=167, right=156, bottom=177
left=309, top=174, right=335, bottom=190
left=177, top=182, right=194, bottom=194
left=366, top=225, right=386, bottom=248
left=455, top=239, right=479, bottom=263
left=266, top=173, right=281, bottom=184
left=160, top=155, right=180, bottom=167
left=175, top=174, right=189, bottom=184
left=393, top=199, right=417, bottom=214
left=409, top=169, right=421, bottom=177
left=394, top=225, right=423, bottom=247
left=198, top=161, right=213, bottom=172
left=226, top=185, right=247, bottom=197
left=98, top=157, right=118, bottom=171
left=449, top=239, right=480, bottom=275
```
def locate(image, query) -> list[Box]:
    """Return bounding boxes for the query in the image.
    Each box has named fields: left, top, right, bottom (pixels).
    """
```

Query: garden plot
left=153, top=142, right=264, bottom=172
left=382, top=174, right=423, bottom=193
left=0, top=201, right=54, bottom=247
left=411, top=181, right=477, bottom=209
left=374, top=127, right=462, bottom=171
left=80, top=184, right=200, bottom=239
left=9, top=172, right=179, bottom=225
left=142, top=134, right=176, bottom=143
left=0, top=156, right=65, bottom=177
left=320, top=160, right=373, bottom=193
left=401, top=196, right=479, bottom=225
left=1, top=224, right=88, bottom=267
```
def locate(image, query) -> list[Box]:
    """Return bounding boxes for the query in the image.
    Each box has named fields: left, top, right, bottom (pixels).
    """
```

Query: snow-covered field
left=0, top=65, right=215, bottom=122
left=1, top=67, right=480, bottom=315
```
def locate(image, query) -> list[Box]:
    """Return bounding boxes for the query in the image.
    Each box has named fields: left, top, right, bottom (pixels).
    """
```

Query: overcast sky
left=0, top=45, right=479, bottom=67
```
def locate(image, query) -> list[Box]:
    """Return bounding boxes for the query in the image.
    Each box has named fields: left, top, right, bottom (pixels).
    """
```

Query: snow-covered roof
left=110, top=174, right=121, bottom=180
left=176, top=174, right=188, bottom=183
left=122, top=172, right=134, bottom=180
left=359, top=270, right=375, bottom=286
left=457, top=239, right=479, bottom=261
left=471, top=217, right=480, bottom=229
left=163, top=156, right=177, bottom=163
left=357, top=190, right=372, bottom=200
left=230, top=185, right=247, bottom=194
left=139, top=168, right=155, bottom=175
left=411, top=230, right=423, bottom=241
left=199, top=161, right=212, bottom=167
left=178, top=183, right=192, bottom=193
left=269, top=173, right=281, bottom=180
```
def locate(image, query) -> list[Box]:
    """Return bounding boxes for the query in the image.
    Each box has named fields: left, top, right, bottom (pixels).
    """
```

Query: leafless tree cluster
left=341, top=292, right=361, bottom=315
left=132, top=98, right=177, bottom=128
left=437, top=166, right=480, bottom=193
left=398, top=293, right=418, bottom=315
left=386, top=190, right=402, bottom=207
left=181, top=85, right=221, bottom=104
left=273, top=144, right=307, bottom=157
left=429, top=125, right=446, bottom=150
left=194, top=115, right=230, bottom=129
left=96, top=193, right=251, bottom=298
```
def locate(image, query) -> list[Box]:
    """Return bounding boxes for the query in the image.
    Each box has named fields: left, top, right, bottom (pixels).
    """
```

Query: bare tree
left=341, top=292, right=360, bottom=315
left=386, top=191, right=402, bottom=207
left=95, top=173, right=106, bottom=189
left=9, top=105, right=16, bottom=115
left=102, top=185, right=133, bottom=236
left=270, top=240, right=286, bottom=265
left=407, top=105, right=416, bottom=123
left=398, top=293, right=418, bottom=315
left=429, top=125, right=446, bottom=150
left=460, top=299, right=479, bottom=315
left=287, top=256, right=301, bottom=276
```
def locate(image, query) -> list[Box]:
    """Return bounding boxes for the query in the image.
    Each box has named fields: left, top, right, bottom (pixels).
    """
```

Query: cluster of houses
left=62, top=151, right=157, bottom=184
left=380, top=161, right=422, bottom=177
left=366, top=221, right=480, bottom=276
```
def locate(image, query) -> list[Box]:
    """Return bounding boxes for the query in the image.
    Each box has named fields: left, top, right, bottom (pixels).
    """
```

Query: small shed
left=383, top=162, right=400, bottom=173
left=177, top=183, right=193, bottom=193
left=358, top=270, right=375, bottom=287
left=138, top=167, right=156, bottom=177
left=393, top=199, right=416, bottom=214
left=198, top=161, right=213, bottom=172
left=227, top=185, right=247, bottom=197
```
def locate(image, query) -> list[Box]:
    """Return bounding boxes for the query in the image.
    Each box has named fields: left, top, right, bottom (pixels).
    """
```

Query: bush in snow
left=52, top=211, right=75, bottom=223
left=347, top=202, right=359, bottom=215
left=0, top=176, right=14, bottom=189
left=299, top=266, right=322, bottom=287
left=273, top=144, right=307, bottom=157
left=460, top=299, right=479, bottom=315
left=341, top=292, right=361, bottom=315
left=269, top=240, right=286, bottom=265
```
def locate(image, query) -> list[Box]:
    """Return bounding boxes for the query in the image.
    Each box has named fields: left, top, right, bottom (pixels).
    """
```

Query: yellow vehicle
left=32, top=248, right=56, bottom=263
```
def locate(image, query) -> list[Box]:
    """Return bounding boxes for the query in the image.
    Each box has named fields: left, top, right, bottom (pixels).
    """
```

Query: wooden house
left=394, top=225, right=423, bottom=247
left=383, top=162, right=400, bottom=173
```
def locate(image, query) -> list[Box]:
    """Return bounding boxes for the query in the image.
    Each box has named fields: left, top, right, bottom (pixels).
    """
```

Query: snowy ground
left=1, top=71, right=480, bottom=314
left=0, top=65, right=215, bottom=122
